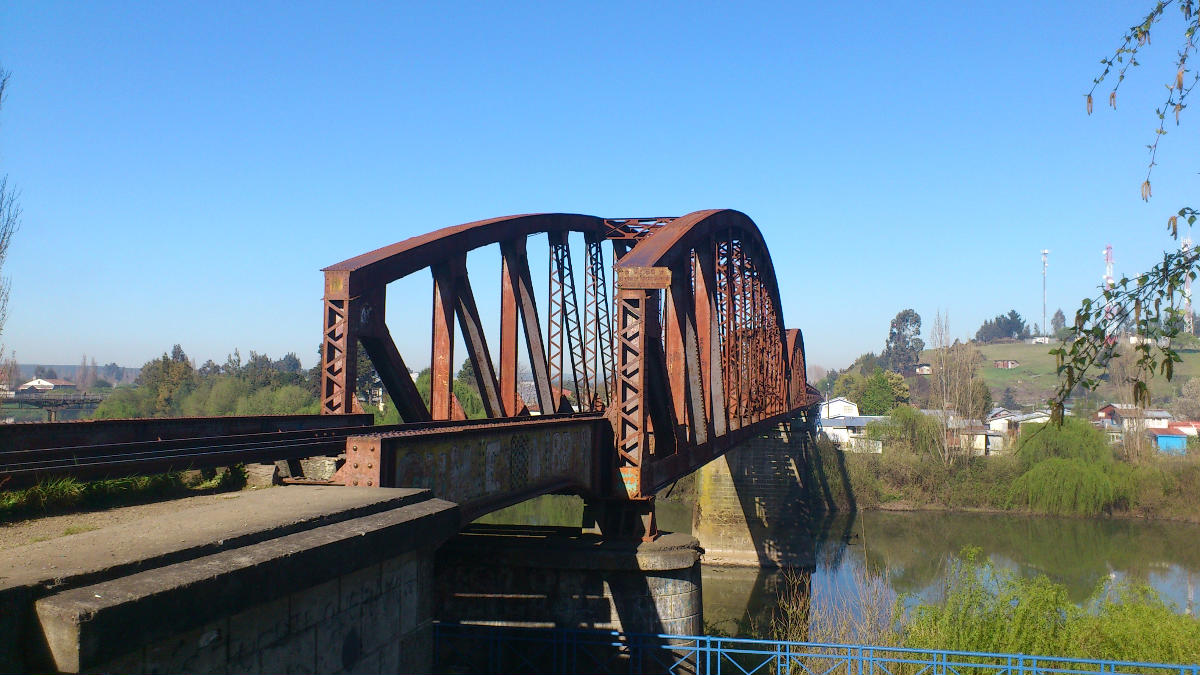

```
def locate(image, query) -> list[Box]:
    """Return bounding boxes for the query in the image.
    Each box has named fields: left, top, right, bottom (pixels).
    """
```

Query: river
left=478, top=496, right=1200, bottom=637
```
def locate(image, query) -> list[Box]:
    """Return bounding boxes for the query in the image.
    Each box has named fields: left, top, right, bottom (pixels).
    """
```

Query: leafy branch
left=1087, top=0, right=1200, bottom=203
left=1055, top=3, right=1200, bottom=418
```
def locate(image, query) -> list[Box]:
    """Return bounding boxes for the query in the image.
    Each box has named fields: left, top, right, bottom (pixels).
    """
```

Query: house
left=819, top=415, right=886, bottom=453
left=985, top=407, right=1018, bottom=434
left=1011, top=410, right=1052, bottom=427
left=957, top=425, right=1008, bottom=456
left=820, top=396, right=859, bottom=419
left=17, top=378, right=76, bottom=392
left=1030, top=336, right=1051, bottom=345
left=914, top=363, right=932, bottom=375
left=1147, top=429, right=1187, bottom=455
left=992, top=359, right=1020, bottom=370
left=1095, top=403, right=1172, bottom=430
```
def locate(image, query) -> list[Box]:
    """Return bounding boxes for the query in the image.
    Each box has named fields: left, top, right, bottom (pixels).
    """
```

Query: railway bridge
left=0, top=209, right=823, bottom=674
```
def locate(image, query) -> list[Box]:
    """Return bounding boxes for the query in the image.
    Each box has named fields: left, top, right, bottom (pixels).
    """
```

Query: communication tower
left=1104, top=245, right=1115, bottom=338
left=1041, top=249, right=1049, bottom=336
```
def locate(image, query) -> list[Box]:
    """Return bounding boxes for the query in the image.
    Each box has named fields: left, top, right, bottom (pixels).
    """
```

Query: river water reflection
left=477, top=496, right=1200, bottom=637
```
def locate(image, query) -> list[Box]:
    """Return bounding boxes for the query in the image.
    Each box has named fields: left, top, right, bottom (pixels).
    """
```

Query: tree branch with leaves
left=1054, top=1, right=1200, bottom=418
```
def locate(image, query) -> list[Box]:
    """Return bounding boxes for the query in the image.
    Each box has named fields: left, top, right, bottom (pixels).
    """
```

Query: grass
left=0, top=466, right=247, bottom=523
left=918, top=341, right=1200, bottom=407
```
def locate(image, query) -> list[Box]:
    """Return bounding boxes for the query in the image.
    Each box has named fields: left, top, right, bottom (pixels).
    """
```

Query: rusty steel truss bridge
left=0, top=209, right=821, bottom=539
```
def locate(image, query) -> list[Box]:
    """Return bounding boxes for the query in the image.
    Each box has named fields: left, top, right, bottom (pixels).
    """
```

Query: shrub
left=1016, top=418, right=1111, bottom=469
left=902, top=549, right=1200, bottom=662
left=1009, top=458, right=1118, bottom=516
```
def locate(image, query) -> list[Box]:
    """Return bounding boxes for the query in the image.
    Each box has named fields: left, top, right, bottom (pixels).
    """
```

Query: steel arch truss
left=320, top=209, right=819, bottom=531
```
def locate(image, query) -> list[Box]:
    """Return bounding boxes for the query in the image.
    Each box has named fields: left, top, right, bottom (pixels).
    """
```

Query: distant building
left=1030, top=336, right=1051, bottom=345
left=1095, top=403, right=1172, bottom=430
left=985, top=407, right=1018, bottom=434
left=820, top=396, right=859, bottom=419
left=914, top=363, right=932, bottom=375
left=1147, top=429, right=1187, bottom=455
left=18, top=378, right=76, bottom=392
left=819, top=415, right=886, bottom=453
left=992, top=359, right=1020, bottom=370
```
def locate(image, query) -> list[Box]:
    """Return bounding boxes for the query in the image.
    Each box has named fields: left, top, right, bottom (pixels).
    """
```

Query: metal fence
left=433, top=623, right=1199, bottom=675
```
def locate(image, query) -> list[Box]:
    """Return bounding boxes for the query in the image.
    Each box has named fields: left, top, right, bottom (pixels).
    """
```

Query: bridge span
left=0, top=209, right=823, bottom=673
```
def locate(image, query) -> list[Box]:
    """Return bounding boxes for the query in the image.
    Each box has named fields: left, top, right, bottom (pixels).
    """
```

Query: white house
left=819, top=415, right=886, bottom=453
left=18, top=378, right=76, bottom=392
left=820, top=397, right=859, bottom=419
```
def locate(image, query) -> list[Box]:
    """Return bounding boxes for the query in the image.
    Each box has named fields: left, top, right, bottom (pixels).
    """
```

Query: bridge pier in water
left=693, top=415, right=832, bottom=568
left=434, top=525, right=703, bottom=674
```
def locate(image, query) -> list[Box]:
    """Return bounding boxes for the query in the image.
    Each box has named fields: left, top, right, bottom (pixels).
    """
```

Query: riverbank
left=808, top=426, right=1200, bottom=524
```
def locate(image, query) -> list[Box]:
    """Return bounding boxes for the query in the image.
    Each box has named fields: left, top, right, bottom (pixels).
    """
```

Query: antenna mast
left=1041, top=249, right=1049, bottom=336
left=1104, top=245, right=1115, bottom=338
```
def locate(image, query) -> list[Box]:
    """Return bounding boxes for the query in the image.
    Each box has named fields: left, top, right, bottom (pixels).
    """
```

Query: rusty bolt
left=367, top=462, right=373, bottom=469
left=352, top=445, right=358, bottom=452
left=353, top=479, right=359, bottom=486
left=353, top=462, right=359, bottom=469
left=367, top=480, right=373, bottom=486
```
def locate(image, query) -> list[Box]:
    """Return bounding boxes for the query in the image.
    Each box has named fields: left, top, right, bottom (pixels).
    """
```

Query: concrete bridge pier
left=693, top=417, right=835, bottom=568
left=434, top=524, right=704, bottom=673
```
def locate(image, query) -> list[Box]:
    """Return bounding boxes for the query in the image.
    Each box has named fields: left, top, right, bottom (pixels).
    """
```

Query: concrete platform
left=0, top=486, right=433, bottom=594
left=0, top=486, right=460, bottom=673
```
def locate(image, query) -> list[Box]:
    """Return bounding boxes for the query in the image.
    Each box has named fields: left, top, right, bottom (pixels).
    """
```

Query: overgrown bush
left=1008, top=458, right=1119, bottom=516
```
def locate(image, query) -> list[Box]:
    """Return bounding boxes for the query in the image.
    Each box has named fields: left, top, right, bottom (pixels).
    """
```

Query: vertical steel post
left=430, top=263, right=455, bottom=420
left=500, top=252, right=519, bottom=416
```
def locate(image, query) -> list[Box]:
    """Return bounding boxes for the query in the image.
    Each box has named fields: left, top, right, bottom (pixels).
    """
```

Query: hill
left=919, top=341, right=1200, bottom=408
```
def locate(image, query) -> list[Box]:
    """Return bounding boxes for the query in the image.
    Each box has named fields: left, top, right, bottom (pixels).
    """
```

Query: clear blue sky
left=2, top=1, right=1197, bottom=373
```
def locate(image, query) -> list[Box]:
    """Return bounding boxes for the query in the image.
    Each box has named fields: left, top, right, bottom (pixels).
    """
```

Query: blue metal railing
left=433, top=623, right=1200, bottom=675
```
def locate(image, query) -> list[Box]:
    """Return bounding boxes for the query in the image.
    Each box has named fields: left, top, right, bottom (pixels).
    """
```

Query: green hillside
left=918, top=341, right=1200, bottom=408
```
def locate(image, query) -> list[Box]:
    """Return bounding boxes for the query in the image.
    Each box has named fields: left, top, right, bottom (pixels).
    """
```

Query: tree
left=455, top=358, right=477, bottom=392
left=1170, top=377, right=1200, bottom=419
left=137, top=346, right=196, bottom=416
left=927, top=312, right=986, bottom=464
left=1055, top=3, right=1200, bottom=417
left=1051, top=309, right=1067, bottom=336
left=831, top=371, right=867, bottom=402
left=102, top=362, right=124, bottom=383
left=273, top=352, right=302, bottom=374
left=77, top=354, right=94, bottom=390
left=975, top=310, right=1030, bottom=342
left=34, top=365, right=57, bottom=380
left=1001, top=386, right=1018, bottom=410
left=967, top=380, right=993, bottom=425
left=858, top=370, right=895, bottom=415
left=881, top=309, right=924, bottom=374
left=0, top=67, right=19, bottom=354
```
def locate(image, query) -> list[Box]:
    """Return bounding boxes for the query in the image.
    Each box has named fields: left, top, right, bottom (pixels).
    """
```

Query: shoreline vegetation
left=756, top=549, right=1200, bottom=665
left=809, top=416, right=1200, bottom=524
